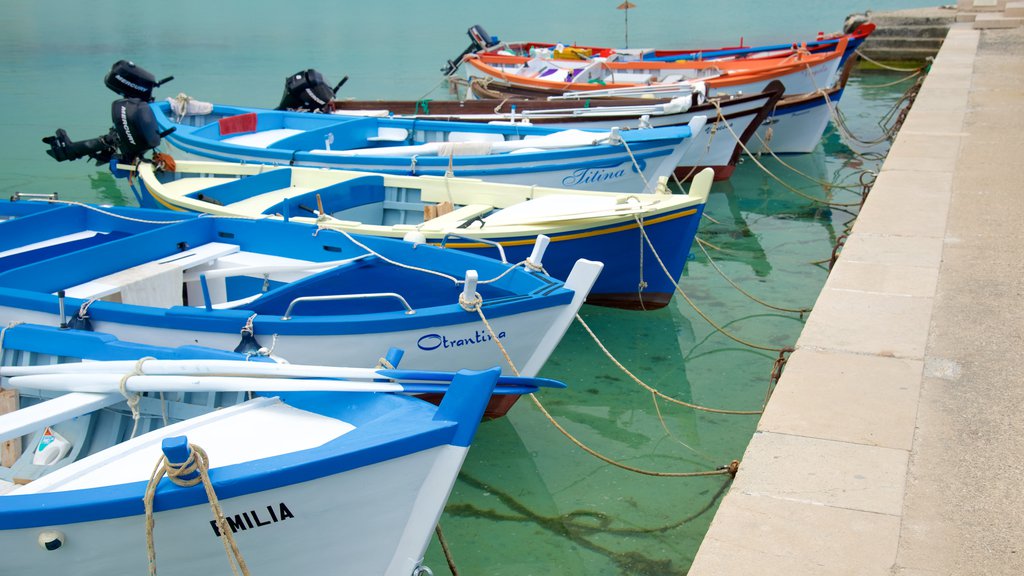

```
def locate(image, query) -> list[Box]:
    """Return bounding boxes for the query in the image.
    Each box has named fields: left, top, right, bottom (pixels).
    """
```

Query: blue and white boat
left=150, top=102, right=706, bottom=193
left=0, top=322, right=553, bottom=575
left=130, top=159, right=711, bottom=310
left=0, top=199, right=601, bottom=417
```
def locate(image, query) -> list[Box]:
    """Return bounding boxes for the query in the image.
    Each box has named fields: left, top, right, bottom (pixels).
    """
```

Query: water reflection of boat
left=697, top=149, right=849, bottom=278
left=425, top=305, right=739, bottom=573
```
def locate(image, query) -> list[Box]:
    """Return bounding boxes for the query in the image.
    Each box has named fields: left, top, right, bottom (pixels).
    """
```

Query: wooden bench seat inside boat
left=62, top=242, right=241, bottom=306
left=418, top=204, right=493, bottom=230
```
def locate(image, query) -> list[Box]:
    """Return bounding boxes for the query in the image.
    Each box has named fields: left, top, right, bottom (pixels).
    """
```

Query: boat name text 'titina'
left=561, top=167, right=627, bottom=187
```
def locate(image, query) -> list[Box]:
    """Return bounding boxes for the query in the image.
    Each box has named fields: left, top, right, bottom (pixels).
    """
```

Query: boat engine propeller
left=442, top=24, right=500, bottom=76
left=275, top=69, right=348, bottom=113
left=42, top=60, right=175, bottom=165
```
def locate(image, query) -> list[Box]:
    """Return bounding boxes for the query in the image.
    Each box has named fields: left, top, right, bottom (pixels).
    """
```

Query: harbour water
left=0, top=1, right=939, bottom=574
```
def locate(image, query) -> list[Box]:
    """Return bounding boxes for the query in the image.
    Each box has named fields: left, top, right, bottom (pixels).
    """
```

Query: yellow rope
left=144, top=443, right=249, bottom=576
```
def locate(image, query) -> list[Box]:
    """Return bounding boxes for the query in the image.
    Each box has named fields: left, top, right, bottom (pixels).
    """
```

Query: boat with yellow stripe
left=129, top=159, right=711, bottom=310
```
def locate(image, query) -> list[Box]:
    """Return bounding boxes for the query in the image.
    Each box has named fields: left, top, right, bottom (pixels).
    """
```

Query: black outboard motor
left=43, top=98, right=173, bottom=165
left=104, top=60, right=174, bottom=101
left=42, top=60, right=174, bottom=164
left=442, top=24, right=499, bottom=76
left=275, top=69, right=348, bottom=113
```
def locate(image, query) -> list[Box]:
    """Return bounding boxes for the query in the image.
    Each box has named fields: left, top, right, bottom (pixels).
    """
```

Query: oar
left=0, top=361, right=564, bottom=389
left=4, top=374, right=546, bottom=396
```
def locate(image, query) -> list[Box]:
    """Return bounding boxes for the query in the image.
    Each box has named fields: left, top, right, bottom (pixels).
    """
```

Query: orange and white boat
left=462, top=36, right=848, bottom=98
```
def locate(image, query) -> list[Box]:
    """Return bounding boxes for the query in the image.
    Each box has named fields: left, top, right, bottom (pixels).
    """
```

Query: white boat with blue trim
left=150, top=102, right=705, bottom=193
left=0, top=199, right=601, bottom=417
left=0, top=322, right=553, bottom=575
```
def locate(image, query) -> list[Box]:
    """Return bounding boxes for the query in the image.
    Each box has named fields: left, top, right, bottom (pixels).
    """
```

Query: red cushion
left=218, top=112, right=258, bottom=136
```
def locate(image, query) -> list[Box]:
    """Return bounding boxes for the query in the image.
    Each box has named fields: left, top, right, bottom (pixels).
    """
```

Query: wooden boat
left=0, top=322, right=552, bottom=575
left=0, top=199, right=602, bottom=417
left=130, top=159, right=711, bottom=311
left=332, top=81, right=785, bottom=181
left=459, top=36, right=848, bottom=98
left=150, top=102, right=707, bottom=193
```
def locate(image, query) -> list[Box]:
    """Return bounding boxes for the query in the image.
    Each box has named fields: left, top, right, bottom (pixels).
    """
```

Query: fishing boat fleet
left=4, top=17, right=874, bottom=575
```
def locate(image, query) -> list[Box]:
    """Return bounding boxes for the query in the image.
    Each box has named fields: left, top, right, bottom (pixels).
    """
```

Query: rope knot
left=119, top=356, right=154, bottom=438
left=524, top=259, right=545, bottom=272
left=163, top=444, right=205, bottom=488
left=459, top=291, right=482, bottom=312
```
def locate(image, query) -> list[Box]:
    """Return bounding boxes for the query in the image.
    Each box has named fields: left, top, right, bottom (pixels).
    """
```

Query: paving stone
left=759, top=348, right=923, bottom=449
left=688, top=491, right=901, bottom=576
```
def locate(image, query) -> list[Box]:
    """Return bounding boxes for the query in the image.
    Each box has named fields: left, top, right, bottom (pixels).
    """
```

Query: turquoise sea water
left=1, top=1, right=937, bottom=574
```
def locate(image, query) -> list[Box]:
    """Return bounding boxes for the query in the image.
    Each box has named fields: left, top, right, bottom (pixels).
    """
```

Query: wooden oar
left=0, top=362, right=564, bottom=389
left=4, top=374, right=550, bottom=396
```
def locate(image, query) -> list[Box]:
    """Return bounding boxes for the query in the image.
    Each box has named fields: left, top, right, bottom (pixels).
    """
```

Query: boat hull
left=752, top=88, right=842, bottom=154
left=2, top=425, right=470, bottom=576
left=336, top=84, right=783, bottom=182
left=155, top=104, right=696, bottom=194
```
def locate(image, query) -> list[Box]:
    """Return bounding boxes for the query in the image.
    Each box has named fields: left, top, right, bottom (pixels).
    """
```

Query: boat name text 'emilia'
left=210, top=502, right=295, bottom=536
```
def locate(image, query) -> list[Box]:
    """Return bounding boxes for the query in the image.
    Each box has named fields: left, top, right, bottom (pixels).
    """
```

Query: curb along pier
left=688, top=16, right=1024, bottom=576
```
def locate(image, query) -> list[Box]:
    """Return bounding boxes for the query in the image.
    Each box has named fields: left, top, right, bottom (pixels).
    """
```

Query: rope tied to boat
left=33, top=199, right=188, bottom=224
left=695, top=239, right=811, bottom=317
left=314, top=225, right=534, bottom=287
left=615, top=136, right=651, bottom=192
left=708, top=99, right=864, bottom=207
left=633, top=214, right=790, bottom=353
left=470, top=290, right=741, bottom=478
left=144, top=442, right=250, bottom=576
left=458, top=291, right=483, bottom=313
left=636, top=213, right=648, bottom=308
left=0, top=321, right=25, bottom=365
left=119, top=356, right=154, bottom=439
left=151, top=152, right=176, bottom=172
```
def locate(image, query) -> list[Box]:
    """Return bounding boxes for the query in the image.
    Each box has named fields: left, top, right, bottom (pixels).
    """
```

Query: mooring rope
left=854, top=49, right=930, bottom=73
left=462, top=291, right=740, bottom=478
left=316, top=225, right=532, bottom=287
left=118, top=356, right=154, bottom=439
left=634, top=215, right=791, bottom=353
left=144, top=442, right=249, bottom=576
left=434, top=524, right=459, bottom=576
left=573, top=313, right=762, bottom=416
left=708, top=100, right=863, bottom=208
left=33, top=199, right=186, bottom=225
left=694, top=239, right=812, bottom=316
left=0, top=321, right=25, bottom=364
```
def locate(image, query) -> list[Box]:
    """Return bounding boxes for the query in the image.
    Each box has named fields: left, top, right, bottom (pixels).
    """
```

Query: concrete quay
left=688, top=21, right=1024, bottom=576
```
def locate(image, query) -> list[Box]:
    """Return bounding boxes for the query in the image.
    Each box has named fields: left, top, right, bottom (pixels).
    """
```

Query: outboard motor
left=43, top=98, right=173, bottom=165
left=442, top=24, right=500, bottom=76
left=42, top=60, right=174, bottom=164
left=104, top=60, right=174, bottom=102
left=276, top=69, right=348, bottom=113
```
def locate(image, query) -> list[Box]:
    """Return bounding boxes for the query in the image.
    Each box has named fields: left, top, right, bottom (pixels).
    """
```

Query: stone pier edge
left=686, top=25, right=982, bottom=575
